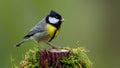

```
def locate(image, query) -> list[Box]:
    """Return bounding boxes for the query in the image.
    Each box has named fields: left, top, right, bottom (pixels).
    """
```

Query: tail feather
left=16, top=39, right=28, bottom=47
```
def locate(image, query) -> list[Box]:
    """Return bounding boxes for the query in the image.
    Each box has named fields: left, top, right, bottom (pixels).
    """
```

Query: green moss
left=61, top=47, right=92, bottom=68
left=11, top=57, right=18, bottom=68
left=20, top=47, right=40, bottom=68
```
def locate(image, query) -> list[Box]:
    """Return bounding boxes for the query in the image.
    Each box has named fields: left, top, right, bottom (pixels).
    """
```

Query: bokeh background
left=0, top=0, right=120, bottom=68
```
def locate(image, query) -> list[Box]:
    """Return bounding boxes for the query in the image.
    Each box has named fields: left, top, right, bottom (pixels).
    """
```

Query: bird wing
left=24, top=19, right=46, bottom=39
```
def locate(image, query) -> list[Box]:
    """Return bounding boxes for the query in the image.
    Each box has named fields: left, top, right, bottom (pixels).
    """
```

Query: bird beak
left=61, top=19, right=64, bottom=22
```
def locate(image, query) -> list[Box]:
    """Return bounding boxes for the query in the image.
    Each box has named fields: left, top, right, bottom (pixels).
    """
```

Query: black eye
left=55, top=16, right=58, bottom=19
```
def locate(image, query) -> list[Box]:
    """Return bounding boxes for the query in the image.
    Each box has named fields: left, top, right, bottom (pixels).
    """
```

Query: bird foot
left=52, top=46, right=61, bottom=50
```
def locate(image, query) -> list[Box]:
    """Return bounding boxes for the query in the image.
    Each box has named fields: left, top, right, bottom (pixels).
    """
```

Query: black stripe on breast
left=48, top=30, right=57, bottom=42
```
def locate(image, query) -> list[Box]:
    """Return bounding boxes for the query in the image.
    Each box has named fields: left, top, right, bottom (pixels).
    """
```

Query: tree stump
left=40, top=49, right=70, bottom=68
left=18, top=47, right=92, bottom=68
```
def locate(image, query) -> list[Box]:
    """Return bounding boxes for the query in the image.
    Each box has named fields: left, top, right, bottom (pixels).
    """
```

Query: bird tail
left=16, top=39, right=28, bottom=47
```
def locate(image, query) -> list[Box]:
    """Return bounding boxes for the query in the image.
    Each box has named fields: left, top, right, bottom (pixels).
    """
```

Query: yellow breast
left=46, top=23, right=59, bottom=42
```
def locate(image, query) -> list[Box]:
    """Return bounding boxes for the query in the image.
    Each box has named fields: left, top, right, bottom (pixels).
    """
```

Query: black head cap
left=49, top=10, right=62, bottom=20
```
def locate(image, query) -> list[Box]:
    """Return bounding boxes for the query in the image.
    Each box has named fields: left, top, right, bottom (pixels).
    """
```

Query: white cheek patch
left=49, top=17, right=59, bottom=24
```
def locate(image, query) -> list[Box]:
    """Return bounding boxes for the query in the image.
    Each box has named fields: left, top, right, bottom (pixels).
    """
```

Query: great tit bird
left=16, top=10, right=64, bottom=48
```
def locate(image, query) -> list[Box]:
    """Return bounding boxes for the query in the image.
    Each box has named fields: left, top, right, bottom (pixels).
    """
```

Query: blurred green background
left=0, top=0, right=120, bottom=68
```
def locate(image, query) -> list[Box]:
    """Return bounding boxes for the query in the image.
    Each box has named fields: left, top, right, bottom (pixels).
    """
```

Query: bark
left=40, top=49, right=70, bottom=68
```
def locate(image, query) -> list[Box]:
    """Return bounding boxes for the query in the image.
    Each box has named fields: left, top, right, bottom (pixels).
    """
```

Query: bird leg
left=45, top=42, right=61, bottom=50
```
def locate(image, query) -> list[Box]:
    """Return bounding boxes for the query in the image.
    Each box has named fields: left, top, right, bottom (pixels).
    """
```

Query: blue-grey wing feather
left=24, top=19, right=46, bottom=38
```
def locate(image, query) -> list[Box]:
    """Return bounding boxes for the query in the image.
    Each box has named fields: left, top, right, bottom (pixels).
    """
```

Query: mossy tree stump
left=15, top=47, right=92, bottom=68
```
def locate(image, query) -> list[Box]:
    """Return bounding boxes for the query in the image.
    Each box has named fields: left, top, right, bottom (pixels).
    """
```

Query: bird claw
left=52, top=46, right=61, bottom=50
